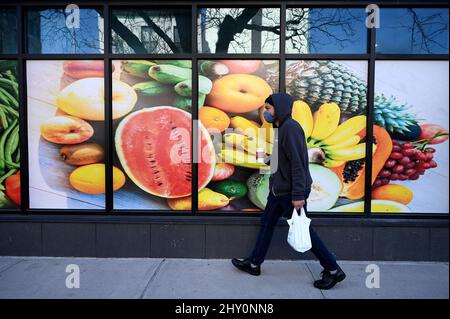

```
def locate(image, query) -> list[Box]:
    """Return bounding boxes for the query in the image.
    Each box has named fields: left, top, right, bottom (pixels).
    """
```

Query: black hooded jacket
left=267, top=93, right=312, bottom=201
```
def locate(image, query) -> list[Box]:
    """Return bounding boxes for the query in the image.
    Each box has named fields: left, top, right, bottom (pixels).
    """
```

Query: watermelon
left=115, top=106, right=215, bottom=198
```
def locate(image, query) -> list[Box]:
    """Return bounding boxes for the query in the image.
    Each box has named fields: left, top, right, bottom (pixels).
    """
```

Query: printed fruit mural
left=0, top=60, right=20, bottom=208
left=284, top=60, right=449, bottom=213
left=24, top=58, right=449, bottom=213
left=27, top=60, right=124, bottom=208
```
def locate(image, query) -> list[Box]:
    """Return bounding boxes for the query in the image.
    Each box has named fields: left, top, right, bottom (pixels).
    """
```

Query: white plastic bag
left=286, top=207, right=312, bottom=253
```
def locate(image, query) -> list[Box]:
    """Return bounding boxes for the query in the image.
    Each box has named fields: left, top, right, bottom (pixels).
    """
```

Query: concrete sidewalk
left=0, top=257, right=448, bottom=299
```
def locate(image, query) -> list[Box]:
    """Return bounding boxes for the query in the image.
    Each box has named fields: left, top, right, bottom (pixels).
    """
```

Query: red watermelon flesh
left=115, top=106, right=215, bottom=198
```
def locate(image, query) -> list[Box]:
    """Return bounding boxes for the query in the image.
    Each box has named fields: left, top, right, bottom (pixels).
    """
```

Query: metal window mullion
left=192, top=3, right=198, bottom=215
left=104, top=4, right=113, bottom=213
left=364, top=26, right=377, bottom=218
left=279, top=2, right=287, bottom=93
left=17, top=4, right=30, bottom=213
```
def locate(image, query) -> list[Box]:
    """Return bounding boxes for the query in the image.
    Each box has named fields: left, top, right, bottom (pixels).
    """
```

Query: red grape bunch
left=374, top=141, right=437, bottom=188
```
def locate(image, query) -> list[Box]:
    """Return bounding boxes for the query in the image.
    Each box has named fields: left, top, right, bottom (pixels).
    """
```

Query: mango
left=371, top=184, right=413, bottom=205
left=167, top=188, right=229, bottom=210
left=69, top=164, right=126, bottom=194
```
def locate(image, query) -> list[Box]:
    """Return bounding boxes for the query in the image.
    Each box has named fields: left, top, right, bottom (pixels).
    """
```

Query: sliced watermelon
left=115, top=106, right=215, bottom=198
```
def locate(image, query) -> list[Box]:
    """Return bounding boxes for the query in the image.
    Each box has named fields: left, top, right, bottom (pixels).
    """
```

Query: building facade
left=0, top=1, right=448, bottom=261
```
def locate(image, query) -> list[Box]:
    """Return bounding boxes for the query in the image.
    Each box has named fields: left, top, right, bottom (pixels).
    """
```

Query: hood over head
left=264, top=93, right=294, bottom=126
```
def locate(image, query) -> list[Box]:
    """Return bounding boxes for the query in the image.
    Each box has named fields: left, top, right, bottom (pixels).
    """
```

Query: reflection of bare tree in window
left=398, top=9, right=448, bottom=53
left=200, top=8, right=280, bottom=53
left=286, top=8, right=363, bottom=53
left=28, top=9, right=104, bottom=53
left=109, top=9, right=191, bottom=54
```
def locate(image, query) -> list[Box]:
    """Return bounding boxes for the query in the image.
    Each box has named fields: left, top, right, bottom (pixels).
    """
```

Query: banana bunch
left=218, top=116, right=272, bottom=170
left=294, top=101, right=374, bottom=167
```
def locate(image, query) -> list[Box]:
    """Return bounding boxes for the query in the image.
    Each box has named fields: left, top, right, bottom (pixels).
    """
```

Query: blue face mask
left=263, top=111, right=275, bottom=123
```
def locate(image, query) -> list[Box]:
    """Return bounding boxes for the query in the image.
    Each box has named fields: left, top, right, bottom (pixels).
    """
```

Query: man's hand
left=292, top=200, right=305, bottom=211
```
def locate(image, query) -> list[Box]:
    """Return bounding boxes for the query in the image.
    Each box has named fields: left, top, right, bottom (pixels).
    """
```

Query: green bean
left=4, top=158, right=19, bottom=169
left=14, top=148, right=20, bottom=163
left=0, top=103, right=19, bottom=118
left=0, top=87, right=18, bottom=107
left=0, top=118, right=18, bottom=171
left=0, top=168, right=17, bottom=184
left=5, top=124, right=19, bottom=164
left=0, top=107, right=9, bottom=129
left=0, top=77, right=18, bottom=88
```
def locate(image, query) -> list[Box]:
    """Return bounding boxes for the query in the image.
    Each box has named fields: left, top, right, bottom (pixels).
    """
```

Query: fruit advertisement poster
left=373, top=61, right=449, bottom=214
left=0, top=60, right=20, bottom=209
left=113, top=60, right=194, bottom=210
left=27, top=61, right=108, bottom=209
left=193, top=60, right=279, bottom=212
left=115, top=59, right=278, bottom=211
left=285, top=60, right=369, bottom=213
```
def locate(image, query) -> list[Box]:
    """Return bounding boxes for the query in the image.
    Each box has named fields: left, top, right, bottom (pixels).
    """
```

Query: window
left=111, top=8, right=191, bottom=54
left=197, top=60, right=279, bottom=212
left=27, top=60, right=106, bottom=209
left=0, top=60, right=20, bottom=208
left=376, top=8, right=449, bottom=54
left=198, top=8, right=280, bottom=54
left=286, top=8, right=368, bottom=54
left=113, top=60, right=192, bottom=211
left=0, top=8, right=17, bottom=54
left=27, top=8, right=104, bottom=54
left=372, top=61, right=449, bottom=213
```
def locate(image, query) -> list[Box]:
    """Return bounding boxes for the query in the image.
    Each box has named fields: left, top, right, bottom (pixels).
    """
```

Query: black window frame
left=0, top=1, right=448, bottom=220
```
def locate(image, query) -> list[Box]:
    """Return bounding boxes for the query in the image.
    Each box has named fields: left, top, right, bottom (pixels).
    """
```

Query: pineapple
left=283, top=60, right=419, bottom=136
left=285, top=60, right=367, bottom=113
left=374, top=95, right=419, bottom=135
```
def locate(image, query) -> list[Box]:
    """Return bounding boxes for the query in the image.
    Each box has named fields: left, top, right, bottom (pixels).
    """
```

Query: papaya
left=148, top=64, right=191, bottom=84
left=174, top=76, right=213, bottom=97
left=122, top=60, right=155, bottom=78
left=330, top=125, right=393, bottom=200
left=132, top=81, right=173, bottom=96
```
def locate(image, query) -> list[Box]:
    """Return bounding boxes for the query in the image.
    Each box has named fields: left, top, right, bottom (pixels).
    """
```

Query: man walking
left=232, top=93, right=346, bottom=290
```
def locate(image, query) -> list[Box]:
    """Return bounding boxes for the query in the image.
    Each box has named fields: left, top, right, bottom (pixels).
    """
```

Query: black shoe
left=313, top=266, right=346, bottom=290
left=231, top=258, right=261, bottom=276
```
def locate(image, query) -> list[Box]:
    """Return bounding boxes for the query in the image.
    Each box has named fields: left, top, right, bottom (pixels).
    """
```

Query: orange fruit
left=199, top=106, right=230, bottom=133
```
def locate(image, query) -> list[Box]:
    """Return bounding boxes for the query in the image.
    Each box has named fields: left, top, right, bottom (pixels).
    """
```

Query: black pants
left=250, top=192, right=339, bottom=271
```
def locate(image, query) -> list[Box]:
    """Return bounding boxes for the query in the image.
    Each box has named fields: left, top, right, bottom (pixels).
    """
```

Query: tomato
left=419, top=124, right=449, bottom=145
left=219, top=60, right=261, bottom=74
left=5, top=171, right=20, bottom=206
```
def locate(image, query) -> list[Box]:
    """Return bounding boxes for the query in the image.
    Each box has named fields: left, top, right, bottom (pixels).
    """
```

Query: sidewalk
left=0, top=257, right=448, bottom=299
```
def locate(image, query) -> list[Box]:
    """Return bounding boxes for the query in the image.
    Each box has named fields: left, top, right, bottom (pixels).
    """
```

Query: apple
left=419, top=124, right=449, bottom=145
left=219, top=60, right=261, bottom=74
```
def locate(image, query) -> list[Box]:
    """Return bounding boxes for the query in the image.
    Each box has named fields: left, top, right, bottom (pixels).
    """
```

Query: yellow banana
left=220, top=148, right=270, bottom=170
left=329, top=143, right=368, bottom=161
left=223, top=133, right=270, bottom=154
left=230, top=116, right=260, bottom=138
left=292, top=100, right=313, bottom=138
left=310, top=103, right=341, bottom=141
left=321, top=115, right=367, bottom=146
left=260, top=122, right=274, bottom=144
left=323, top=135, right=361, bottom=151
